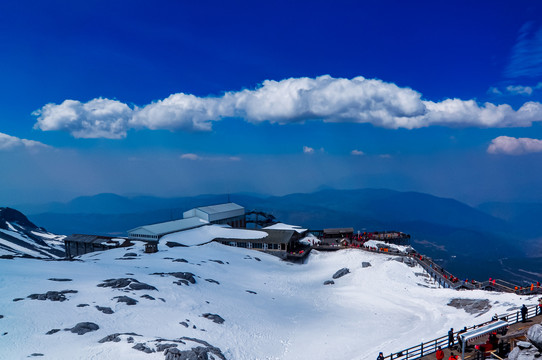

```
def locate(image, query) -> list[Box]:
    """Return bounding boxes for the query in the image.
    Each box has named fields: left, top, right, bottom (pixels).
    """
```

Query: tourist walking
left=521, top=304, right=528, bottom=322
left=436, top=346, right=444, bottom=360
left=448, top=328, right=454, bottom=347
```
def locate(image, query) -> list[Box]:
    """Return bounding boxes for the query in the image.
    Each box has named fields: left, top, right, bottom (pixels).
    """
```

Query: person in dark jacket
left=521, top=304, right=528, bottom=322
left=377, top=352, right=385, bottom=360
left=448, top=328, right=454, bottom=347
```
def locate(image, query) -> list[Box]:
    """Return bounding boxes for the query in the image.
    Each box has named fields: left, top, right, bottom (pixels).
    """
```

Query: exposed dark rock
left=332, top=268, right=350, bottom=279
left=447, top=299, right=491, bottom=315
left=246, top=290, right=257, bottom=294
left=180, top=322, right=189, bottom=328
left=0, top=255, right=14, bottom=259
left=132, top=343, right=154, bottom=353
left=159, top=298, right=166, bottom=302
left=29, top=353, right=44, bottom=357
left=97, top=278, right=156, bottom=291
left=124, top=252, right=138, bottom=257
left=12, top=298, right=24, bottom=302
left=77, top=304, right=89, bottom=307
left=27, top=290, right=78, bottom=302
left=173, top=258, right=188, bottom=263
left=152, top=272, right=196, bottom=285
left=205, top=279, right=220, bottom=285
left=141, top=294, right=155, bottom=300
left=99, top=332, right=141, bottom=343
left=65, top=322, right=99, bottom=335
left=96, top=306, right=114, bottom=314
left=362, top=262, right=371, bottom=268
left=164, top=346, right=224, bottom=360
left=156, top=343, right=178, bottom=352
left=209, top=259, right=224, bottom=264
left=324, top=280, right=335, bottom=285
left=48, top=278, right=72, bottom=282
left=98, top=334, right=121, bottom=343
left=165, top=242, right=187, bottom=248
left=113, top=296, right=138, bottom=305
left=0, top=315, right=3, bottom=319
left=176, top=337, right=227, bottom=360
left=202, top=313, right=224, bottom=324
left=127, top=336, right=134, bottom=343
left=254, top=257, right=261, bottom=261
left=45, top=329, right=60, bottom=335
left=527, top=324, right=542, bottom=350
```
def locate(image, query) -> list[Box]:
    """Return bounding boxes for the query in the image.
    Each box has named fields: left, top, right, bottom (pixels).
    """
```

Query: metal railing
left=384, top=304, right=540, bottom=360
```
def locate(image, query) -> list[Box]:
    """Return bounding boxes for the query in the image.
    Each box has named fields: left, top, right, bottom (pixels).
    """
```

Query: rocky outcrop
left=65, top=322, right=99, bottom=335
left=332, top=268, right=350, bottom=279
left=97, top=278, right=157, bottom=291
left=447, top=299, right=491, bottom=315
left=27, top=290, right=77, bottom=302
left=507, top=323, right=542, bottom=360
left=202, top=313, right=224, bottom=324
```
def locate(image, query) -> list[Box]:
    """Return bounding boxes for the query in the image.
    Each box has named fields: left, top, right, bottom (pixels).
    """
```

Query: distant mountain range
left=10, top=188, right=542, bottom=283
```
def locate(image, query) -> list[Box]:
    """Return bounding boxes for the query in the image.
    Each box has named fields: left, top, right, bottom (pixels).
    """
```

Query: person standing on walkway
left=521, top=304, right=528, bottom=322
left=436, top=346, right=444, bottom=360
left=377, top=352, right=384, bottom=360
left=448, top=352, right=458, bottom=360
left=448, top=328, right=454, bottom=347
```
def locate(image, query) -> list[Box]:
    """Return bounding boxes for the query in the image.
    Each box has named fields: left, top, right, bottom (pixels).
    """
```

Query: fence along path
left=384, top=304, right=541, bottom=360
left=356, top=245, right=541, bottom=360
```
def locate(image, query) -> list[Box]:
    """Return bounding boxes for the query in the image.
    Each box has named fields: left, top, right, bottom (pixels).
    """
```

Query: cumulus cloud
left=33, top=98, right=133, bottom=139
left=303, top=146, right=315, bottom=154
left=487, top=136, right=542, bottom=155
left=33, top=75, right=542, bottom=139
left=0, top=132, right=50, bottom=151
left=351, top=149, right=364, bottom=155
left=180, top=153, right=240, bottom=161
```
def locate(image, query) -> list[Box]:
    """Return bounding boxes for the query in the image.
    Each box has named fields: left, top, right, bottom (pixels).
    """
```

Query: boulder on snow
left=27, top=290, right=77, bottom=302
left=332, top=268, right=350, bottom=279
left=132, top=343, right=154, bottom=353
left=165, top=346, right=224, bottom=360
left=323, top=280, right=335, bottom=285
left=202, top=313, right=225, bottom=324
left=98, top=278, right=157, bottom=291
left=447, top=299, right=491, bottom=315
left=508, top=343, right=541, bottom=360
left=96, top=306, right=114, bottom=314
left=113, top=296, right=138, bottom=305
left=527, top=324, right=542, bottom=350
left=362, top=262, right=371, bottom=268
left=156, top=343, right=178, bottom=352
left=65, top=322, right=99, bottom=335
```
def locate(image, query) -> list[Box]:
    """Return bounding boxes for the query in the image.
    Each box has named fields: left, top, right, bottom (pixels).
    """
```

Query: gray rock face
left=447, top=298, right=491, bottom=315
left=98, top=334, right=121, bottom=343
left=98, top=278, right=157, bottom=291
left=96, top=306, right=114, bottom=314
left=323, top=280, right=335, bottom=285
left=27, top=290, right=77, bottom=302
left=48, top=278, right=72, bottom=282
left=202, top=313, right=224, bottom=324
left=362, top=262, right=371, bottom=268
left=156, top=343, right=178, bottom=352
left=132, top=343, right=154, bottom=353
left=124, top=252, right=138, bottom=257
left=164, top=346, right=222, bottom=360
left=45, top=329, right=60, bottom=335
left=527, top=324, right=542, bottom=350
left=508, top=344, right=541, bottom=360
left=332, top=268, right=350, bottom=279
left=152, top=272, right=196, bottom=286
left=113, top=296, right=138, bottom=305
left=66, top=322, right=99, bottom=335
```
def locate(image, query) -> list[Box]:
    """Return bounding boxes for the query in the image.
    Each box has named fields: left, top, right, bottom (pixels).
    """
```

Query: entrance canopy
left=460, top=320, right=508, bottom=343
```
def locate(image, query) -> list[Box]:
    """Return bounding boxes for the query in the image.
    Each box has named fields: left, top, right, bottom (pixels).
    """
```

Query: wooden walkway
left=416, top=314, right=542, bottom=360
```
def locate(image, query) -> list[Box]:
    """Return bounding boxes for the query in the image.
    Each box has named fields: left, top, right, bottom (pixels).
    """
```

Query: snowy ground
left=0, top=242, right=535, bottom=359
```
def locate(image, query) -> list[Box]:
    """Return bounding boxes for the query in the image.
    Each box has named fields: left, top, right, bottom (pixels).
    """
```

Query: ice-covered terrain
left=0, top=241, right=533, bottom=360
left=0, top=207, right=65, bottom=258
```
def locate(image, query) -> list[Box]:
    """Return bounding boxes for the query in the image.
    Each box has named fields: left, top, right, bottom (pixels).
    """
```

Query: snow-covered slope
left=0, top=207, right=65, bottom=258
left=0, top=242, right=532, bottom=359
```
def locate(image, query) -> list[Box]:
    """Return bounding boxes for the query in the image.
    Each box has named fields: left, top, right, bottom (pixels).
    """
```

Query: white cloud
left=506, top=85, right=533, bottom=95
left=505, top=22, right=542, bottom=79
left=0, top=132, right=50, bottom=151
left=487, top=87, right=503, bottom=95
left=303, top=146, right=315, bottom=154
left=33, top=98, right=133, bottom=139
left=351, top=149, right=364, bottom=156
left=33, top=75, right=542, bottom=138
left=180, top=153, right=240, bottom=161
left=487, top=136, right=542, bottom=155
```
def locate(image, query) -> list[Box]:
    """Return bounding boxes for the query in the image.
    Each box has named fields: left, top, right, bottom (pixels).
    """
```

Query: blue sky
left=1, top=0, right=542, bottom=205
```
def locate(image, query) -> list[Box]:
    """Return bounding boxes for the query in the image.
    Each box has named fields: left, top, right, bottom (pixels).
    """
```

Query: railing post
left=420, top=343, right=423, bottom=357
